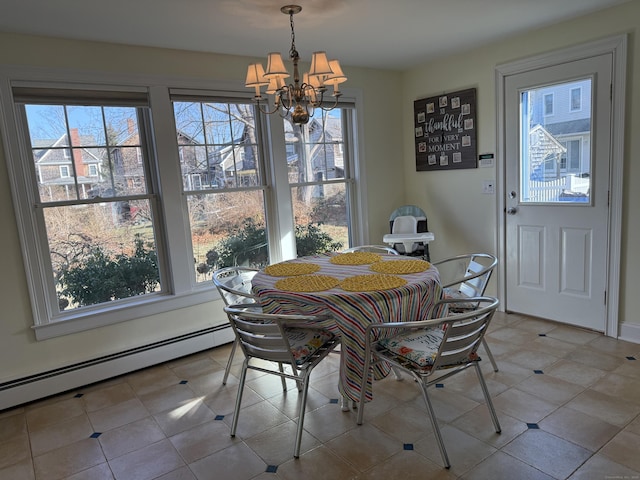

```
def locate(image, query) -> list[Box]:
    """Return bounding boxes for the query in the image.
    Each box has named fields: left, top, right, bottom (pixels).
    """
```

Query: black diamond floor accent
left=534, top=370, right=544, bottom=374
left=526, top=423, right=539, bottom=429
left=266, top=465, right=278, bottom=473
left=90, top=432, right=102, bottom=438
left=215, top=415, right=224, bottom=421
left=403, top=443, right=414, bottom=450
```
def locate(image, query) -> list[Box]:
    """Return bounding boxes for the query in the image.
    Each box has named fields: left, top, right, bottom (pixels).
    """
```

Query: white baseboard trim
left=0, top=325, right=234, bottom=412
left=619, top=322, right=640, bottom=345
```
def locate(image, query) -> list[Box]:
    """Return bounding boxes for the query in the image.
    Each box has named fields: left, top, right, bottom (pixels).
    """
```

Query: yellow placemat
left=275, top=275, right=340, bottom=292
left=264, top=262, right=321, bottom=277
left=370, top=259, right=431, bottom=275
left=340, top=274, right=407, bottom=292
left=330, top=252, right=381, bottom=265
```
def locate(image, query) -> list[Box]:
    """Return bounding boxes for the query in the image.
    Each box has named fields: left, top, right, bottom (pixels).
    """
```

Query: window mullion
left=264, top=114, right=296, bottom=262
left=147, top=86, right=194, bottom=293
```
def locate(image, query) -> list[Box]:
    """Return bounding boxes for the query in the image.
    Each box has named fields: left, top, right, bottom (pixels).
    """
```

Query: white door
left=504, top=54, right=612, bottom=332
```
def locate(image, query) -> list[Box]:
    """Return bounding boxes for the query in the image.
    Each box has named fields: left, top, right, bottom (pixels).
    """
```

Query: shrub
left=59, top=234, right=159, bottom=308
left=206, top=218, right=343, bottom=269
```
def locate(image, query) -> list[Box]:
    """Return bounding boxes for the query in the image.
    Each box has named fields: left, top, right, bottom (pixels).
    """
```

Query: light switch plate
left=482, top=180, right=495, bottom=194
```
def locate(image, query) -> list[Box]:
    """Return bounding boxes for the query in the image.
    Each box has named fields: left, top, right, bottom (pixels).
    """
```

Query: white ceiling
left=0, top=0, right=631, bottom=70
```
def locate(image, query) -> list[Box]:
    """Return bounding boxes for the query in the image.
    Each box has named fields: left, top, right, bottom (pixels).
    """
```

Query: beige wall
left=0, top=33, right=403, bottom=385
left=401, top=1, right=640, bottom=335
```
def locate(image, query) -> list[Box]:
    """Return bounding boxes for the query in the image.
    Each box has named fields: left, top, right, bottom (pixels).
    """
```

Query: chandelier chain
left=289, top=10, right=298, bottom=60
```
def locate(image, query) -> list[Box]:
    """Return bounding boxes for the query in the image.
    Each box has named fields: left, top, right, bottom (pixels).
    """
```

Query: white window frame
left=0, top=65, right=366, bottom=340
left=59, top=165, right=70, bottom=177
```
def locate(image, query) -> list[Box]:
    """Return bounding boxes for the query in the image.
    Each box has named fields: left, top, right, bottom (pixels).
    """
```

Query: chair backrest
left=224, top=304, right=331, bottom=366
left=212, top=266, right=259, bottom=305
left=435, top=253, right=498, bottom=298
left=343, top=245, right=400, bottom=255
left=391, top=215, right=418, bottom=234
left=433, top=297, right=499, bottom=371
left=389, top=205, right=427, bottom=223
left=459, top=254, right=498, bottom=298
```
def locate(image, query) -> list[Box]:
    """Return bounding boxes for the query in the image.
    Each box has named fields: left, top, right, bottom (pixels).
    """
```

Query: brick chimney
left=70, top=128, right=84, bottom=177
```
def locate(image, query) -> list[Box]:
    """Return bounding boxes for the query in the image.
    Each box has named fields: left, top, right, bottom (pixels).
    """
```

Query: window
left=570, top=87, right=582, bottom=112
left=544, top=93, right=554, bottom=116
left=560, top=139, right=582, bottom=172
left=1, top=70, right=361, bottom=338
left=172, top=98, right=269, bottom=281
left=285, top=109, right=353, bottom=253
left=16, top=90, right=163, bottom=318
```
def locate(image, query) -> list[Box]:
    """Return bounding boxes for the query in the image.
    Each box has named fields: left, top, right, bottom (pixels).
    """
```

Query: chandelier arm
left=254, top=98, right=285, bottom=116
left=318, top=93, right=342, bottom=111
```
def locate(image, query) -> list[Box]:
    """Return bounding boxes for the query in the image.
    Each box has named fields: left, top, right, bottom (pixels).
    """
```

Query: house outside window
left=59, top=165, right=70, bottom=177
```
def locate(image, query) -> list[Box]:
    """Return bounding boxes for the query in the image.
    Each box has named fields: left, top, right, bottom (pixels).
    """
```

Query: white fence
left=526, top=174, right=590, bottom=202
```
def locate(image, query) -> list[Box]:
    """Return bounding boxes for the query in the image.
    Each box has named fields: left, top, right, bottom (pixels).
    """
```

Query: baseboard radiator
left=0, top=324, right=235, bottom=412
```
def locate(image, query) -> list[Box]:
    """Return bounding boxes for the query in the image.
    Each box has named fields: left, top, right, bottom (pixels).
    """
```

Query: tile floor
left=1, top=311, right=639, bottom=480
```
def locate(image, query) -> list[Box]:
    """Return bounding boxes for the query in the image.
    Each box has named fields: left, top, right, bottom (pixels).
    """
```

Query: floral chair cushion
left=286, top=328, right=336, bottom=365
left=377, top=327, right=444, bottom=369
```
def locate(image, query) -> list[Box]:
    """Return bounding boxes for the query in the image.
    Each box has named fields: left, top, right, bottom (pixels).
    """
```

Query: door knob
left=506, top=207, right=517, bottom=215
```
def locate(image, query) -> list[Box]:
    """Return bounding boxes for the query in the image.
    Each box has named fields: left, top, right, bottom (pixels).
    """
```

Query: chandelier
left=244, top=4, right=347, bottom=125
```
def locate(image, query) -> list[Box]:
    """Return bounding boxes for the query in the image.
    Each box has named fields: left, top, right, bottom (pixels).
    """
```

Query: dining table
left=251, top=251, right=443, bottom=409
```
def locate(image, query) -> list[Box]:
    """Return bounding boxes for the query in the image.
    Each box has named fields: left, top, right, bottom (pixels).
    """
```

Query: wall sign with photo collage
left=414, top=87, right=477, bottom=171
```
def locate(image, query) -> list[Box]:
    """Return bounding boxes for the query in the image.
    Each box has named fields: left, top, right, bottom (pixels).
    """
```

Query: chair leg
left=230, top=359, right=249, bottom=437
left=222, top=338, right=239, bottom=385
left=482, top=338, right=499, bottom=372
left=278, top=363, right=288, bottom=391
left=357, top=353, right=373, bottom=425
left=391, top=366, right=404, bottom=380
left=474, top=362, right=502, bottom=434
left=293, top=372, right=312, bottom=458
left=418, top=379, right=451, bottom=469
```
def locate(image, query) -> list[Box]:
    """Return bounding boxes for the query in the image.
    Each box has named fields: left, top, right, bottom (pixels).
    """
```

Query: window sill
left=33, top=287, right=219, bottom=340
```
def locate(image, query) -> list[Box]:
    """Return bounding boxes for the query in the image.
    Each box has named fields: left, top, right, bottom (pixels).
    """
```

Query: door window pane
left=520, top=79, right=591, bottom=203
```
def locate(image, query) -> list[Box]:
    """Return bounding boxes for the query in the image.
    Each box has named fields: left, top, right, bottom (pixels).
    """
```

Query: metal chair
left=343, top=245, right=400, bottom=255
left=432, top=253, right=499, bottom=371
left=357, top=296, right=501, bottom=469
left=212, top=267, right=259, bottom=385
left=224, top=304, right=340, bottom=458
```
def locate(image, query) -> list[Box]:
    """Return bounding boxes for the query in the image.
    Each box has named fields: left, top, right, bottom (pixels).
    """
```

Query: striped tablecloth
left=251, top=253, right=443, bottom=403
